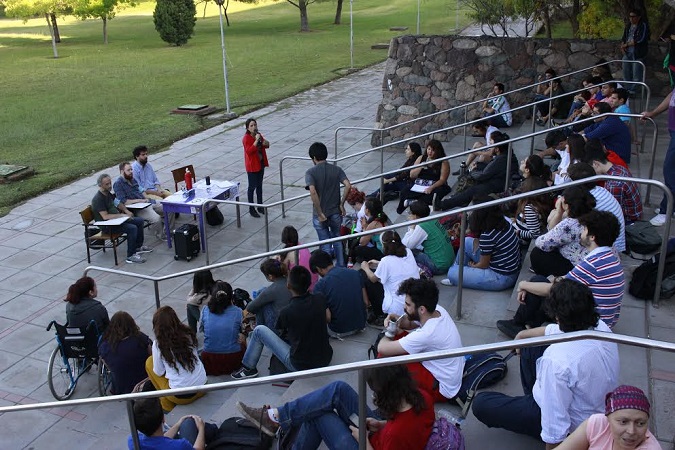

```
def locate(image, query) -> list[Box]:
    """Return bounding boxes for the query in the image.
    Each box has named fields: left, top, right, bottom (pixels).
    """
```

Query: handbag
left=451, top=174, right=475, bottom=195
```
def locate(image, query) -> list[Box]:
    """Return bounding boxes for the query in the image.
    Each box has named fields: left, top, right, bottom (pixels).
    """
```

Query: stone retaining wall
left=372, top=35, right=669, bottom=146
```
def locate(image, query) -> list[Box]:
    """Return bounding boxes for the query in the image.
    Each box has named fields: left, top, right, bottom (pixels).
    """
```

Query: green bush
left=153, top=0, right=197, bottom=46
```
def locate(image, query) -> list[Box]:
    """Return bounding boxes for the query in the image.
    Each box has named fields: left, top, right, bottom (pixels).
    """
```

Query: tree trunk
left=224, top=0, right=230, bottom=27
left=50, top=13, right=61, bottom=43
left=542, top=5, right=551, bottom=39
left=46, top=13, right=58, bottom=58
left=299, top=0, right=309, bottom=32
left=570, top=0, right=580, bottom=37
left=102, top=16, right=108, bottom=44
left=334, top=0, right=343, bottom=25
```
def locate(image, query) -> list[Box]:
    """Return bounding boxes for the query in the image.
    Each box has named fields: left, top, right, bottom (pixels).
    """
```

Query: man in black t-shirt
left=232, top=266, right=333, bottom=379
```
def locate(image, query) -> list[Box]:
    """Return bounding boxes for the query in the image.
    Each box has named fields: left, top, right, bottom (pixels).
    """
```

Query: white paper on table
left=93, top=217, right=129, bottom=226
left=126, top=202, right=152, bottom=209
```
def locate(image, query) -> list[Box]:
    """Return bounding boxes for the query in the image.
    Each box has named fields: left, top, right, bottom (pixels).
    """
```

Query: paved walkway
left=0, top=62, right=673, bottom=449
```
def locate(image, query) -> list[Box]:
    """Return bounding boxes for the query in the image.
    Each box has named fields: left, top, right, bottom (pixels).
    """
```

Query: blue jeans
left=277, top=381, right=374, bottom=450
left=446, top=237, right=518, bottom=291
left=254, top=303, right=278, bottom=332
left=412, top=250, right=445, bottom=276
left=313, top=213, right=345, bottom=267
left=178, top=417, right=219, bottom=445
left=241, top=325, right=296, bottom=372
left=471, top=346, right=546, bottom=439
left=659, top=130, right=675, bottom=213
left=104, top=216, right=145, bottom=257
left=622, top=54, right=644, bottom=92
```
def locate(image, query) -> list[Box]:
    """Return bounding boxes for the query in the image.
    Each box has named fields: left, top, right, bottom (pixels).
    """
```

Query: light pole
left=214, top=0, right=234, bottom=116
left=349, top=0, right=354, bottom=68
left=416, top=0, right=420, bottom=34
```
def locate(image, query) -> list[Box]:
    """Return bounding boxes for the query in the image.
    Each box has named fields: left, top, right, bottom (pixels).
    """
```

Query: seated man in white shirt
left=377, top=278, right=464, bottom=403
left=473, top=279, right=619, bottom=449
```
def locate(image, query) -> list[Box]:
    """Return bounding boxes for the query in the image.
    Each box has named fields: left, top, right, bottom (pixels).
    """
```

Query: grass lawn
left=0, top=0, right=470, bottom=215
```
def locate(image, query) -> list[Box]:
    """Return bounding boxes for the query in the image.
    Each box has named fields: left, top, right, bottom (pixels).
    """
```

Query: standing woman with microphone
left=243, top=118, right=270, bottom=218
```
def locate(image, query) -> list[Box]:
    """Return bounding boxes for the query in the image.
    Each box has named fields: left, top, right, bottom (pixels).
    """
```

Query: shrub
left=153, top=0, right=197, bottom=46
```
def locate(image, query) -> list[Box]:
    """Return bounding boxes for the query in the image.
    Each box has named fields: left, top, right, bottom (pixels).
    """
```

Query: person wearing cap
left=555, top=385, right=662, bottom=449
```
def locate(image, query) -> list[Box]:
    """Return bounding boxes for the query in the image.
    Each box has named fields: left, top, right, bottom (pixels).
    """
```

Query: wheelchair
left=46, top=320, right=114, bottom=400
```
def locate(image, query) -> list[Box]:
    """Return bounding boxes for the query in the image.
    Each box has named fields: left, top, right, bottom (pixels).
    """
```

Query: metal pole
left=455, top=0, right=459, bottom=32
left=416, top=0, right=420, bottom=34
left=349, top=0, right=354, bottom=69
left=153, top=280, right=161, bottom=310
left=265, top=211, right=270, bottom=252
left=217, top=4, right=231, bottom=113
left=454, top=213, right=467, bottom=320
left=358, top=369, right=367, bottom=450
left=127, top=400, right=141, bottom=450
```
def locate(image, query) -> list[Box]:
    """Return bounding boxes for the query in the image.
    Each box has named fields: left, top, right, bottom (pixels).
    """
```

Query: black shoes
left=249, top=207, right=260, bottom=218
left=257, top=207, right=265, bottom=214
left=496, top=319, right=525, bottom=339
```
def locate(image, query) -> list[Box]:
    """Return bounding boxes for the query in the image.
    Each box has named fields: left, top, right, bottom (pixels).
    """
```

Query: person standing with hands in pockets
left=243, top=118, right=269, bottom=218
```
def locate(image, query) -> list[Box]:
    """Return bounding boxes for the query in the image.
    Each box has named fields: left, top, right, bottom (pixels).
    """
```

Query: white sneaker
left=440, top=278, right=453, bottom=286
left=126, top=254, right=146, bottom=264
left=654, top=208, right=675, bottom=217
left=650, top=214, right=668, bottom=226
left=136, top=245, right=153, bottom=254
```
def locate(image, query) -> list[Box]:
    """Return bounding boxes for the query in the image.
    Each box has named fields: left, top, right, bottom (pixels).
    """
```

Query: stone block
left=570, top=42, right=594, bottom=52
left=569, top=52, right=598, bottom=70
left=404, top=74, right=432, bottom=86
left=456, top=80, right=476, bottom=102
left=453, top=38, right=478, bottom=50
left=475, top=45, right=501, bottom=57
left=397, top=105, right=419, bottom=115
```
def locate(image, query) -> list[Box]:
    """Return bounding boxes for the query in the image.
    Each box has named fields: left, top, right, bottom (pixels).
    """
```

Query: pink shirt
left=586, top=414, right=662, bottom=450
left=287, top=246, right=318, bottom=292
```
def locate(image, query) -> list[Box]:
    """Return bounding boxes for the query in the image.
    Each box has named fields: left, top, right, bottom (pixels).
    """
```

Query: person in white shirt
left=361, top=230, right=420, bottom=316
left=473, top=279, right=619, bottom=449
left=377, top=277, right=464, bottom=403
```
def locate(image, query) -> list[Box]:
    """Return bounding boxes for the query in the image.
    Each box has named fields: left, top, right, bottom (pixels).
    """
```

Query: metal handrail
left=280, top=85, right=651, bottom=215
left=85, top=173, right=672, bottom=321
left=334, top=59, right=647, bottom=154
left=3, top=331, right=673, bottom=450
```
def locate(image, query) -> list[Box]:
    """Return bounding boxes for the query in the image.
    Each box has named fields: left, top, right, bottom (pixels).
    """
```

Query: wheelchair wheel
left=97, top=358, right=114, bottom=396
left=47, top=346, right=77, bottom=400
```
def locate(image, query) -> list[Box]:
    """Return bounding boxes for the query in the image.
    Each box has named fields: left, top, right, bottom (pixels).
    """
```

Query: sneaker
left=654, top=208, right=675, bottom=217
left=136, top=245, right=153, bottom=254
left=440, top=278, right=453, bottom=286
left=126, top=254, right=146, bottom=264
left=650, top=214, right=668, bottom=226
left=231, top=366, right=259, bottom=380
left=496, top=319, right=525, bottom=339
left=236, top=401, right=279, bottom=437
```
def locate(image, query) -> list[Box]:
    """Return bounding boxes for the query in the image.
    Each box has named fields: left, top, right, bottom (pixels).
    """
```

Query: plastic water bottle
left=436, top=409, right=464, bottom=428
left=459, top=161, right=467, bottom=176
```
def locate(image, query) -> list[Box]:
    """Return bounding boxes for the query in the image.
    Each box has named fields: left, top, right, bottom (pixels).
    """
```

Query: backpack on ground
left=455, top=351, right=515, bottom=418
left=629, top=251, right=675, bottom=300
left=232, top=288, right=252, bottom=309
left=625, top=221, right=662, bottom=257
left=424, top=416, right=465, bottom=450
left=206, top=205, right=225, bottom=226
left=207, top=417, right=273, bottom=450
left=367, top=331, right=386, bottom=360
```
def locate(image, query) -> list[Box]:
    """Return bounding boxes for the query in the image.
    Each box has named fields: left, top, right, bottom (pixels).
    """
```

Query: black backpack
left=455, top=351, right=515, bottom=418
left=629, top=251, right=675, bottom=300
left=206, top=206, right=225, bottom=226
left=625, top=221, right=662, bottom=257
left=207, top=417, right=273, bottom=450
left=232, top=288, right=252, bottom=309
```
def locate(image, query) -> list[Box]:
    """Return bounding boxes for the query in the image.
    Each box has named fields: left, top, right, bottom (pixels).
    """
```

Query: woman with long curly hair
left=236, top=364, right=435, bottom=450
left=199, top=281, right=247, bottom=376
left=98, top=311, right=151, bottom=394
left=397, top=139, right=451, bottom=214
left=65, top=276, right=109, bottom=333
left=145, top=306, right=207, bottom=412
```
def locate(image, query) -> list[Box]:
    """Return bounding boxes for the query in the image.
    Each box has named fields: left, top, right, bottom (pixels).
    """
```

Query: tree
left=238, top=0, right=322, bottom=32
left=4, top=0, right=72, bottom=56
left=153, top=0, right=197, bottom=46
left=334, top=0, right=342, bottom=24
left=73, top=0, right=136, bottom=43
left=462, top=0, right=514, bottom=37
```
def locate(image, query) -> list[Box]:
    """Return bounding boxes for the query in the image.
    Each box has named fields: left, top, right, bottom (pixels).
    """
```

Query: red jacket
left=243, top=133, right=269, bottom=173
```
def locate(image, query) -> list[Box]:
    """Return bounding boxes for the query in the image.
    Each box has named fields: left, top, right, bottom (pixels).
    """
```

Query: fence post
left=153, top=280, right=161, bottom=310
left=127, top=400, right=141, bottom=450
left=454, top=213, right=467, bottom=320
left=358, top=369, right=367, bottom=450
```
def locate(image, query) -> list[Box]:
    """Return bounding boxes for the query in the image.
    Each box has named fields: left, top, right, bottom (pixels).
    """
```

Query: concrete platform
left=0, top=62, right=673, bottom=450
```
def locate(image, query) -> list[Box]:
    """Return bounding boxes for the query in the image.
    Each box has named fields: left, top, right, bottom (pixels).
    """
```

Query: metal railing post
left=127, top=400, right=141, bottom=450
left=454, top=213, right=467, bottom=320
left=279, top=160, right=286, bottom=218
left=153, top=280, right=161, bottom=310
left=653, top=191, right=674, bottom=307
left=204, top=199, right=211, bottom=266
left=358, top=369, right=367, bottom=450
left=529, top=104, right=537, bottom=154
left=463, top=106, right=468, bottom=150
left=265, top=210, right=270, bottom=252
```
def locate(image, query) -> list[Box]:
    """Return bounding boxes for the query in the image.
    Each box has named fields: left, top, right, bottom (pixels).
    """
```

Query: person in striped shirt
left=497, top=210, right=624, bottom=338
left=443, top=198, right=521, bottom=290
